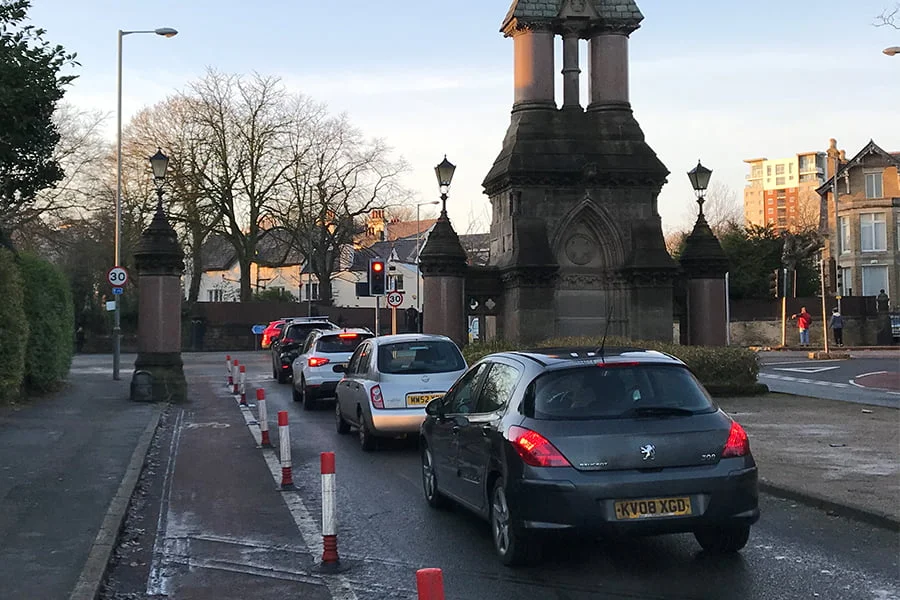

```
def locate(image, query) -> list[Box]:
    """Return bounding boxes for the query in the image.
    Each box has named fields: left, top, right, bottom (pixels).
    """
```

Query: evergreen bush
left=18, top=253, right=75, bottom=391
left=0, top=249, right=28, bottom=402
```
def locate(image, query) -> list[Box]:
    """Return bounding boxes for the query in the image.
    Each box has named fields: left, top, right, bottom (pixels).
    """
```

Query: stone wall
left=728, top=316, right=884, bottom=347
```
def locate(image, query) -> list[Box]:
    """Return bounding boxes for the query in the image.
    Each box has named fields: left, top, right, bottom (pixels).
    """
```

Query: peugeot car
left=419, top=347, right=759, bottom=566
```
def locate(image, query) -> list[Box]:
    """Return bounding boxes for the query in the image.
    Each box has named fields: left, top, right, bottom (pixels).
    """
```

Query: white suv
left=292, top=328, right=374, bottom=410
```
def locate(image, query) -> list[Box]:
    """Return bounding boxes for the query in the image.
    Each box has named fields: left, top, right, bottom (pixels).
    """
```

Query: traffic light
left=368, top=258, right=386, bottom=296
left=769, top=269, right=780, bottom=299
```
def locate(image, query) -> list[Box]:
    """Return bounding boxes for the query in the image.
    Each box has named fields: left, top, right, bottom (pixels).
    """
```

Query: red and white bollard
left=278, top=411, right=293, bottom=489
left=239, top=365, right=247, bottom=405
left=321, top=452, right=339, bottom=565
left=416, top=568, right=445, bottom=600
left=226, top=355, right=233, bottom=387
left=232, top=359, right=240, bottom=395
left=257, top=389, right=271, bottom=447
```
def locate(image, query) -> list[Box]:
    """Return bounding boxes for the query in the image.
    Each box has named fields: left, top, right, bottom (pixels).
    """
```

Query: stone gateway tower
left=482, top=0, right=676, bottom=342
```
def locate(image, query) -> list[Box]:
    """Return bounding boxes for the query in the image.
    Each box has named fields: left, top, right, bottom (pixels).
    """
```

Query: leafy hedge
left=0, top=249, right=28, bottom=403
left=462, top=336, right=765, bottom=396
left=18, top=253, right=75, bottom=391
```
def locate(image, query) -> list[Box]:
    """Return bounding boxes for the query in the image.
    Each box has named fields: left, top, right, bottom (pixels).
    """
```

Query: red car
left=260, top=320, right=286, bottom=349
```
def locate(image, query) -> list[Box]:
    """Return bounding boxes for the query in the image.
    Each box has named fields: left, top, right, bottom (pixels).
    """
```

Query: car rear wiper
left=623, top=406, right=695, bottom=417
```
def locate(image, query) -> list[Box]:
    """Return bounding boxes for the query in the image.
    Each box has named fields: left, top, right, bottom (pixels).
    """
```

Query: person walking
left=790, top=306, right=813, bottom=347
left=829, top=307, right=844, bottom=347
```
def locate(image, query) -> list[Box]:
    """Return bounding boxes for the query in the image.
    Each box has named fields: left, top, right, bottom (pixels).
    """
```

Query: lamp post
left=149, top=148, right=169, bottom=213
left=113, top=26, right=177, bottom=381
left=883, top=46, right=900, bottom=56
left=687, top=159, right=712, bottom=215
left=434, top=155, right=457, bottom=216
left=415, top=200, right=440, bottom=316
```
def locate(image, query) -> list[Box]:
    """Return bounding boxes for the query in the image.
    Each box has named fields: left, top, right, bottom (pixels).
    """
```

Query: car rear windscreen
left=317, top=333, right=372, bottom=353
left=377, top=341, right=466, bottom=374
left=524, top=364, right=715, bottom=420
left=285, top=323, right=334, bottom=341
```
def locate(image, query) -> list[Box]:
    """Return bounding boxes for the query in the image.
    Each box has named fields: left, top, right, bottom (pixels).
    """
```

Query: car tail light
left=338, top=333, right=358, bottom=339
left=595, top=361, right=640, bottom=368
left=370, top=385, right=384, bottom=409
left=308, top=357, right=330, bottom=367
left=722, top=421, right=750, bottom=458
left=508, top=426, right=571, bottom=468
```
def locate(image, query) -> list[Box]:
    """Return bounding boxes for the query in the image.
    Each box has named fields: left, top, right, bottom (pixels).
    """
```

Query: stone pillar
left=588, top=32, right=630, bottom=111
left=512, top=27, right=556, bottom=110
left=561, top=32, right=581, bottom=109
left=131, top=201, right=187, bottom=402
left=679, top=213, right=729, bottom=346
left=418, top=212, right=468, bottom=347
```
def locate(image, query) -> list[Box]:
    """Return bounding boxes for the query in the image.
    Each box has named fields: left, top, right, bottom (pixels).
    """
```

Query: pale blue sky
left=30, top=0, right=900, bottom=232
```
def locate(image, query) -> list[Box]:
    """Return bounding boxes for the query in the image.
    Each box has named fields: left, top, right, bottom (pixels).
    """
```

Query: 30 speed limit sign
left=386, top=291, right=404, bottom=308
left=107, top=266, right=129, bottom=287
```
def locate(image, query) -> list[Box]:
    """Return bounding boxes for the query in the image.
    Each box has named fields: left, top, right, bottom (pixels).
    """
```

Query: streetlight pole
left=415, top=200, right=440, bottom=323
left=113, top=27, right=177, bottom=381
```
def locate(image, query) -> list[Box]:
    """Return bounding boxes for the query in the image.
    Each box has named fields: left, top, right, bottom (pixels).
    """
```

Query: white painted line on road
left=773, top=366, right=840, bottom=374
left=146, top=409, right=185, bottom=597
left=856, top=371, right=889, bottom=378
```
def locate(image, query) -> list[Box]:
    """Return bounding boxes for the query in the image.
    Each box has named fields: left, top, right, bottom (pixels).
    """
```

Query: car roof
left=315, top=328, right=372, bottom=338
left=284, top=316, right=334, bottom=323
left=487, top=346, right=684, bottom=370
left=370, top=333, right=455, bottom=346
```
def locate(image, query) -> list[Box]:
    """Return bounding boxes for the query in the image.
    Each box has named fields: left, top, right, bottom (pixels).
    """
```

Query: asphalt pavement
left=0, top=352, right=897, bottom=600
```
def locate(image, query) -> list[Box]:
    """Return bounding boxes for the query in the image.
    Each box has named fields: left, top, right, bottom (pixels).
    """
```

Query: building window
left=775, top=164, right=784, bottom=175
left=775, top=177, right=786, bottom=186
left=865, top=171, right=883, bottom=199
left=839, top=267, right=852, bottom=296
left=860, top=213, right=887, bottom=252
left=861, top=265, right=888, bottom=297
left=766, top=165, right=772, bottom=176
left=839, top=217, right=850, bottom=254
left=304, top=282, right=319, bottom=301
left=788, top=163, right=793, bottom=174
left=389, top=274, right=404, bottom=291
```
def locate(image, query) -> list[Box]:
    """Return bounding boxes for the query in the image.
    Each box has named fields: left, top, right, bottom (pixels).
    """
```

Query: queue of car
left=269, top=318, right=760, bottom=566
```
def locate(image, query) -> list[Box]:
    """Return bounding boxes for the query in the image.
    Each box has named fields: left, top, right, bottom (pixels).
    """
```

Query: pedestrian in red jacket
left=791, top=307, right=813, bottom=347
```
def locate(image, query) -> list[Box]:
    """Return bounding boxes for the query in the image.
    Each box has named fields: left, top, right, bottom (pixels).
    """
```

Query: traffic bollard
left=321, top=452, right=339, bottom=565
left=257, top=389, right=271, bottom=447
left=278, top=411, right=293, bottom=489
left=416, top=568, right=445, bottom=600
left=232, top=359, right=240, bottom=395
left=226, top=355, right=232, bottom=386
left=239, top=365, right=247, bottom=405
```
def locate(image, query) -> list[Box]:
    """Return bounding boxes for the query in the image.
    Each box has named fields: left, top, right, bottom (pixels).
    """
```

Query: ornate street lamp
left=434, top=155, right=456, bottom=214
left=149, top=148, right=169, bottom=209
left=687, top=160, right=713, bottom=216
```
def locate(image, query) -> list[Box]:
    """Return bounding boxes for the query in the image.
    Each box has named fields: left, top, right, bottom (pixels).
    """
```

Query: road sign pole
left=374, top=296, right=380, bottom=337
left=391, top=307, right=397, bottom=335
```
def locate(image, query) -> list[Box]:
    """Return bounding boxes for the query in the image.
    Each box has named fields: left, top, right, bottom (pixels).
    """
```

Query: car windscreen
left=316, top=333, right=372, bottom=354
left=523, top=364, right=715, bottom=420
left=377, top=340, right=466, bottom=374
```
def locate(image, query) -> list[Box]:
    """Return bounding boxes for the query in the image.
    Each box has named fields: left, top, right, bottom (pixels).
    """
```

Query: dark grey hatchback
left=419, top=347, right=759, bottom=566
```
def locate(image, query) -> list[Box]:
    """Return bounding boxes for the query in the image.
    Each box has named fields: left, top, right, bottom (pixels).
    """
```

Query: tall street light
left=113, top=26, right=178, bottom=381
left=687, top=159, right=712, bottom=216
left=415, top=200, right=440, bottom=318
left=434, top=155, right=456, bottom=216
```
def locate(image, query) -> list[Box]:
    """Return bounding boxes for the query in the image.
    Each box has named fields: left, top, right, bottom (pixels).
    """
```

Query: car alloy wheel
left=335, top=402, right=350, bottom=435
left=422, top=446, right=447, bottom=509
left=301, top=379, right=314, bottom=411
left=491, top=478, right=537, bottom=566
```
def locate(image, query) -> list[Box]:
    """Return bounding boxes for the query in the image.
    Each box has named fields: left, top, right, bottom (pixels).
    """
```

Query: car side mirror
left=333, top=364, right=347, bottom=374
left=425, top=398, right=444, bottom=418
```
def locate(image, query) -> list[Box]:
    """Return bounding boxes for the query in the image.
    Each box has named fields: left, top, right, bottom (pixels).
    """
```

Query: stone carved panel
left=564, top=233, right=596, bottom=266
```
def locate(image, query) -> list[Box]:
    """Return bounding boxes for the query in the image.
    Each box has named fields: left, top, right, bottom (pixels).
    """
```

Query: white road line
left=238, top=394, right=359, bottom=600
left=855, top=371, right=889, bottom=378
left=146, top=409, right=184, bottom=597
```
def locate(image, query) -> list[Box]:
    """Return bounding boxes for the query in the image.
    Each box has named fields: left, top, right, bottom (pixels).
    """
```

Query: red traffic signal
left=369, top=259, right=386, bottom=296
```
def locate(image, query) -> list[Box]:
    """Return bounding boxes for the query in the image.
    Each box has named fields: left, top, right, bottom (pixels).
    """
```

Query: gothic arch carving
left=551, top=195, right=625, bottom=269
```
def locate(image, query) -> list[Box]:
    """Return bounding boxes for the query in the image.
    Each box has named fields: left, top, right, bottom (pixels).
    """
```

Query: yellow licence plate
left=407, top=393, right=443, bottom=407
left=614, top=497, right=692, bottom=520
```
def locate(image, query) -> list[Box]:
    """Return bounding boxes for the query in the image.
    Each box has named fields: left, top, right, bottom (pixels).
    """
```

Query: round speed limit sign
left=107, top=266, right=129, bottom=287
left=386, top=291, right=404, bottom=308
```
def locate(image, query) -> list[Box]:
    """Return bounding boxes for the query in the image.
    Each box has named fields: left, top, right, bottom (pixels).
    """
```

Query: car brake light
left=722, top=421, right=750, bottom=458
left=370, top=385, right=384, bottom=409
left=338, top=333, right=358, bottom=339
left=508, top=426, right=571, bottom=468
left=595, top=361, right=640, bottom=368
left=308, top=356, right=330, bottom=367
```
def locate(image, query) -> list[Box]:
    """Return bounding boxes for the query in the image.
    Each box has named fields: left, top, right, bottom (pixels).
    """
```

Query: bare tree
left=274, top=113, right=409, bottom=304
left=122, top=96, right=222, bottom=303
left=189, top=70, right=305, bottom=301
left=683, top=181, right=743, bottom=235
left=876, top=4, right=899, bottom=28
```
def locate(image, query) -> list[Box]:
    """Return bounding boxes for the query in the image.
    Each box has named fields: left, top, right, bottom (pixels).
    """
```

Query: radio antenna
left=596, top=303, right=614, bottom=364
